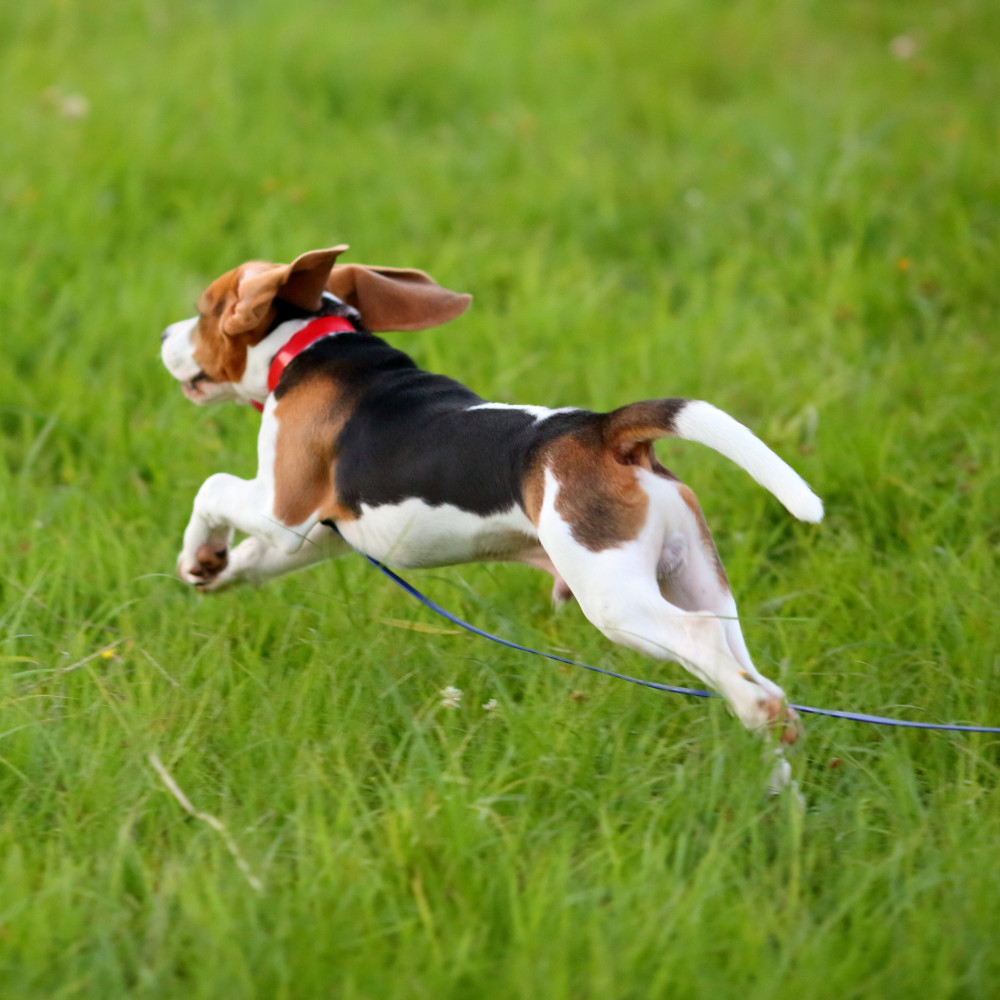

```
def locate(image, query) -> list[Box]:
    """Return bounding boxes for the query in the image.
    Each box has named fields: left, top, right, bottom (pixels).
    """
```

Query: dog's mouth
left=182, top=371, right=214, bottom=400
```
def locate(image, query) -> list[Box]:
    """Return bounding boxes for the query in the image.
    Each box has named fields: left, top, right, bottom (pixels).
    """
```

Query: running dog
left=160, top=246, right=822, bottom=740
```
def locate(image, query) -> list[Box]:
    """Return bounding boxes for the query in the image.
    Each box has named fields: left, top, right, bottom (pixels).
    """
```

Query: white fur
left=240, top=320, right=311, bottom=403
left=201, top=523, right=353, bottom=591
left=160, top=318, right=200, bottom=382
left=674, top=400, right=824, bottom=522
left=160, top=316, right=320, bottom=406
left=535, top=467, right=793, bottom=733
left=336, top=497, right=538, bottom=569
left=467, top=403, right=580, bottom=421
left=177, top=397, right=320, bottom=582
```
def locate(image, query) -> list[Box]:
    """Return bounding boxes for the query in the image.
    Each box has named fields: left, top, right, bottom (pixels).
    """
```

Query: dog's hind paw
left=763, top=699, right=804, bottom=745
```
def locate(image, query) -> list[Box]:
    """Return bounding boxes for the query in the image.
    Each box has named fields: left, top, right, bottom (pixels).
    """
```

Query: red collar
left=250, top=315, right=355, bottom=412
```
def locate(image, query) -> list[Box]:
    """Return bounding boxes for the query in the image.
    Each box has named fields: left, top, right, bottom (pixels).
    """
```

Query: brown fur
left=523, top=426, right=651, bottom=552
left=521, top=401, right=701, bottom=553
left=326, top=264, right=472, bottom=332
left=188, top=248, right=473, bottom=389
left=521, top=458, right=546, bottom=527
left=272, top=375, right=355, bottom=526
left=603, top=398, right=686, bottom=450
left=192, top=265, right=277, bottom=384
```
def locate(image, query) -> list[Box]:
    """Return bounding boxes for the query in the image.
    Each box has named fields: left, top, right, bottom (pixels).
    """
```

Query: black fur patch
left=275, top=332, right=594, bottom=517
left=266, top=293, right=361, bottom=334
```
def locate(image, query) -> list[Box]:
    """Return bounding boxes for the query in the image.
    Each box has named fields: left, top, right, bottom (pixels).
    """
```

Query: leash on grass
left=346, top=544, right=1000, bottom=735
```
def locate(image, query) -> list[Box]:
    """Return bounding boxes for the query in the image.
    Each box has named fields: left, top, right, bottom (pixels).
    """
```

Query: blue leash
left=363, top=553, right=999, bottom=733
left=353, top=550, right=1000, bottom=735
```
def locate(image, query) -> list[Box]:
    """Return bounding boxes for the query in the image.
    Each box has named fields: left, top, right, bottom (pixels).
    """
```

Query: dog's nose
left=160, top=327, right=170, bottom=343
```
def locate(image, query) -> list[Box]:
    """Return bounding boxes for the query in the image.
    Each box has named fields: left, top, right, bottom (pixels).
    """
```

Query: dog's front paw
left=178, top=544, right=229, bottom=588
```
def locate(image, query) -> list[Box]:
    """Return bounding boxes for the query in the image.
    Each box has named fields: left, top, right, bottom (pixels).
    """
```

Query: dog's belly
left=334, top=497, right=539, bottom=569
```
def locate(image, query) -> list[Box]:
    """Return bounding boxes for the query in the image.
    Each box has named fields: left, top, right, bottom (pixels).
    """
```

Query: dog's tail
left=603, top=398, right=824, bottom=522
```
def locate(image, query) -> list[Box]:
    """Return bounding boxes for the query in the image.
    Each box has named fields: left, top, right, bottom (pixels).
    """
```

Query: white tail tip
left=789, top=490, right=824, bottom=524
left=673, top=401, right=824, bottom=523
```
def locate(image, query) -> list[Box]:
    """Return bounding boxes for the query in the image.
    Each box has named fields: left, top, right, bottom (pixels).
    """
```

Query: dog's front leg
left=178, top=472, right=318, bottom=587
left=178, top=472, right=259, bottom=586
left=178, top=404, right=328, bottom=587
left=197, top=523, right=353, bottom=591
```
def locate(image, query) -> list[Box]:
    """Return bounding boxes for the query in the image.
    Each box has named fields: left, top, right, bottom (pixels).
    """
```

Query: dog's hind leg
left=654, top=482, right=801, bottom=741
left=535, top=468, right=800, bottom=741
left=511, top=547, right=575, bottom=606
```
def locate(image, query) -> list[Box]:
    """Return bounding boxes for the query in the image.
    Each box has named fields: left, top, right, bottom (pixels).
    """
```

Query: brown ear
left=325, top=264, right=472, bottom=332
left=221, top=245, right=350, bottom=336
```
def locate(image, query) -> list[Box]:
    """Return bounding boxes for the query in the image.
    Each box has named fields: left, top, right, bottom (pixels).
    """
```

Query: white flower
left=482, top=698, right=498, bottom=712
left=41, top=87, right=90, bottom=119
left=440, top=686, right=463, bottom=710
left=889, top=34, right=918, bottom=60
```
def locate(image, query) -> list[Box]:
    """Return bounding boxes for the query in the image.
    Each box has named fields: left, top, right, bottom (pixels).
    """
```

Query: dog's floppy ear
left=326, top=263, right=472, bottom=332
left=222, top=245, right=350, bottom=336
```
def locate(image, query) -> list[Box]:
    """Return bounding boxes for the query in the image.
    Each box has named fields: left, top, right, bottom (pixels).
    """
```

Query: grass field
left=2, top=0, right=999, bottom=996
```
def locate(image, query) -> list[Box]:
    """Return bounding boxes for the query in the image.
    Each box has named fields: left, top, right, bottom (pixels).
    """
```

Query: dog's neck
left=240, top=321, right=313, bottom=405
left=240, top=294, right=362, bottom=407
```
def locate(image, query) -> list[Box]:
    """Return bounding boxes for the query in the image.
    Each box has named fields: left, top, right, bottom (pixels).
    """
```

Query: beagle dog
left=161, top=246, right=822, bottom=741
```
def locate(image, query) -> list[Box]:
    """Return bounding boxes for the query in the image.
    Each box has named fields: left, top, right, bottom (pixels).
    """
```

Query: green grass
left=2, top=0, right=999, bottom=996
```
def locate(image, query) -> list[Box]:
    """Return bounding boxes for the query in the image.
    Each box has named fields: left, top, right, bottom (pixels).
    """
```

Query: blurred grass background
left=1, top=0, right=998, bottom=997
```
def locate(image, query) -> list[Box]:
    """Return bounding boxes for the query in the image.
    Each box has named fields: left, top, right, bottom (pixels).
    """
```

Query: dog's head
left=160, top=245, right=472, bottom=404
